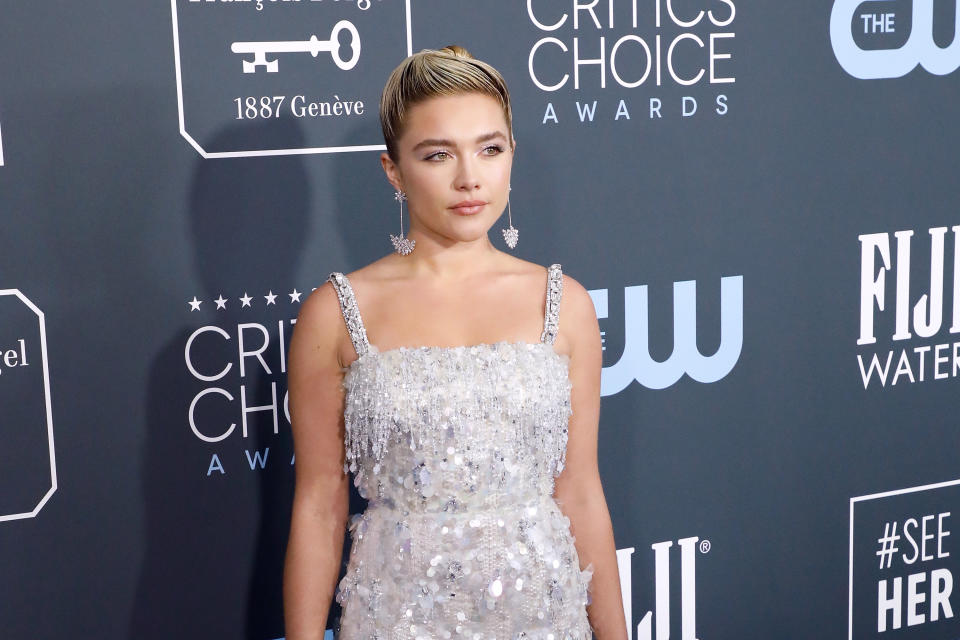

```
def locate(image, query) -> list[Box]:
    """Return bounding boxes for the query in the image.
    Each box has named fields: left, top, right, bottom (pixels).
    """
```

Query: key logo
left=170, top=0, right=411, bottom=158
left=0, top=290, right=57, bottom=523
left=230, top=21, right=362, bottom=73
left=831, top=0, right=960, bottom=79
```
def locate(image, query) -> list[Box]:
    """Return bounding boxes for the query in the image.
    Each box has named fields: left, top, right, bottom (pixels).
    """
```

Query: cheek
left=407, top=171, right=445, bottom=199
left=490, top=159, right=512, bottom=185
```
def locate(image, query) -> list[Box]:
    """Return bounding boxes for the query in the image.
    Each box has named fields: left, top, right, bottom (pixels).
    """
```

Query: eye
left=425, top=150, right=451, bottom=162
left=483, top=145, right=504, bottom=155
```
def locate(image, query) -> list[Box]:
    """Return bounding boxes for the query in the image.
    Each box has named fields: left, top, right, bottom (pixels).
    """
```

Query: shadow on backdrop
left=132, top=116, right=314, bottom=639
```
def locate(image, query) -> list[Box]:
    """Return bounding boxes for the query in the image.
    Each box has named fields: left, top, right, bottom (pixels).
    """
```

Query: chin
left=453, top=232, right=492, bottom=244
left=447, top=218, right=497, bottom=237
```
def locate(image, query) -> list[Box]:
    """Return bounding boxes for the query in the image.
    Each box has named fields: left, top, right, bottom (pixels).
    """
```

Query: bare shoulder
left=495, top=254, right=559, bottom=284
left=500, top=256, right=598, bottom=353
left=505, top=254, right=551, bottom=274
left=306, top=254, right=404, bottom=315
left=500, top=256, right=591, bottom=313
left=297, top=279, right=343, bottom=333
left=293, top=278, right=348, bottom=367
left=560, top=273, right=597, bottom=329
left=556, top=269, right=601, bottom=354
left=339, top=254, right=400, bottom=285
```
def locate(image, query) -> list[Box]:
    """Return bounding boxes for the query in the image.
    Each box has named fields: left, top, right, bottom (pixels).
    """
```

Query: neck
left=401, top=229, right=501, bottom=280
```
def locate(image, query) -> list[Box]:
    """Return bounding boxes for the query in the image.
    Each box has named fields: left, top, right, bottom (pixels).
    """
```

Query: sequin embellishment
left=327, top=265, right=593, bottom=639
left=540, top=263, right=562, bottom=346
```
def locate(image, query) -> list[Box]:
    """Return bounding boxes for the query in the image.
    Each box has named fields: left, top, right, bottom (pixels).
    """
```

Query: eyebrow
left=411, top=131, right=507, bottom=152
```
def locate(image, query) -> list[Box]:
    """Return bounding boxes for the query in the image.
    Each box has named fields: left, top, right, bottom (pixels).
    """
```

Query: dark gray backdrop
left=1, top=1, right=958, bottom=639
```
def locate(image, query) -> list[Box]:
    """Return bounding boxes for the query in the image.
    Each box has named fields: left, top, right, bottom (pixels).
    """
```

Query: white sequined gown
left=328, top=264, right=593, bottom=639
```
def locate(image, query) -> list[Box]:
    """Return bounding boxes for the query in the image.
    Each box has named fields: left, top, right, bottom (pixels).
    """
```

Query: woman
left=284, top=45, right=627, bottom=639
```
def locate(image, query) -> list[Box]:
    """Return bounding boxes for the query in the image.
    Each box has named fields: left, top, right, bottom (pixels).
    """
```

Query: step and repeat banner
left=1, top=1, right=958, bottom=638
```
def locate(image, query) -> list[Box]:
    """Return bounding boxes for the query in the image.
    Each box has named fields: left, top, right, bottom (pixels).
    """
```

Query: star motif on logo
left=239, top=292, right=253, bottom=308
left=264, top=290, right=277, bottom=305
left=289, top=289, right=302, bottom=303
left=188, top=296, right=202, bottom=312
left=214, top=295, right=227, bottom=310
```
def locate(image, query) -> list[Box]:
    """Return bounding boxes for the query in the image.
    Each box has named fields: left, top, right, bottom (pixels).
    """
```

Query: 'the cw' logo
left=591, top=276, right=743, bottom=394
left=617, top=537, right=710, bottom=640
left=830, top=0, right=960, bottom=79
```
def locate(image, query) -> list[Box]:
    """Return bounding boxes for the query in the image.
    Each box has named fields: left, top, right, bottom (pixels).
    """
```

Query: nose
left=453, top=156, right=481, bottom=192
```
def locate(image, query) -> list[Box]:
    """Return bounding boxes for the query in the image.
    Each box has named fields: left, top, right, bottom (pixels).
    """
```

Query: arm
left=553, top=275, right=629, bottom=640
left=283, top=282, right=352, bottom=640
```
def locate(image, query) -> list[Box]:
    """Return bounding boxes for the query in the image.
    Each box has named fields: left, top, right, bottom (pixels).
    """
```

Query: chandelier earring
left=390, top=189, right=415, bottom=255
left=501, top=185, right=519, bottom=249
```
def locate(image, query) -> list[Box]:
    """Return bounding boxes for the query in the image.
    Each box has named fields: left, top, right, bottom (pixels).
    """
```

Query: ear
left=380, top=152, right=403, bottom=193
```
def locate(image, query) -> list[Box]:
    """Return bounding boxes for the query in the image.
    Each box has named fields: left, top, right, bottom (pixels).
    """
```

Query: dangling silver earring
left=501, top=185, right=518, bottom=249
left=390, top=190, right=415, bottom=255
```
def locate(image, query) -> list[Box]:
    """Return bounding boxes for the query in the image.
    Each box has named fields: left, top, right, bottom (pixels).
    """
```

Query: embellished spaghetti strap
left=328, top=272, right=370, bottom=358
left=540, top=263, right=563, bottom=345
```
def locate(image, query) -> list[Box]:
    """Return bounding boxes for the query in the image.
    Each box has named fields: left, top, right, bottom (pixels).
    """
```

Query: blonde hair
left=379, top=45, right=514, bottom=160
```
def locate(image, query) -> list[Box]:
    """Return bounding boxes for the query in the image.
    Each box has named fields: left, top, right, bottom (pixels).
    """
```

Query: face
left=381, top=92, right=514, bottom=248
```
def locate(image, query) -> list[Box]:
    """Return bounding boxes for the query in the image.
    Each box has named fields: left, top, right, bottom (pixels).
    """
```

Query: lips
left=450, top=200, right=487, bottom=215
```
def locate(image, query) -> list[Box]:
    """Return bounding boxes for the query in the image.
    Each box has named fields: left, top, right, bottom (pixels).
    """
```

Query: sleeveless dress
left=327, top=264, right=594, bottom=639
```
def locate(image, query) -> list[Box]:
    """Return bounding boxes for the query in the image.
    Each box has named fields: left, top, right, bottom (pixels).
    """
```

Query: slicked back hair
left=379, top=45, right=514, bottom=160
